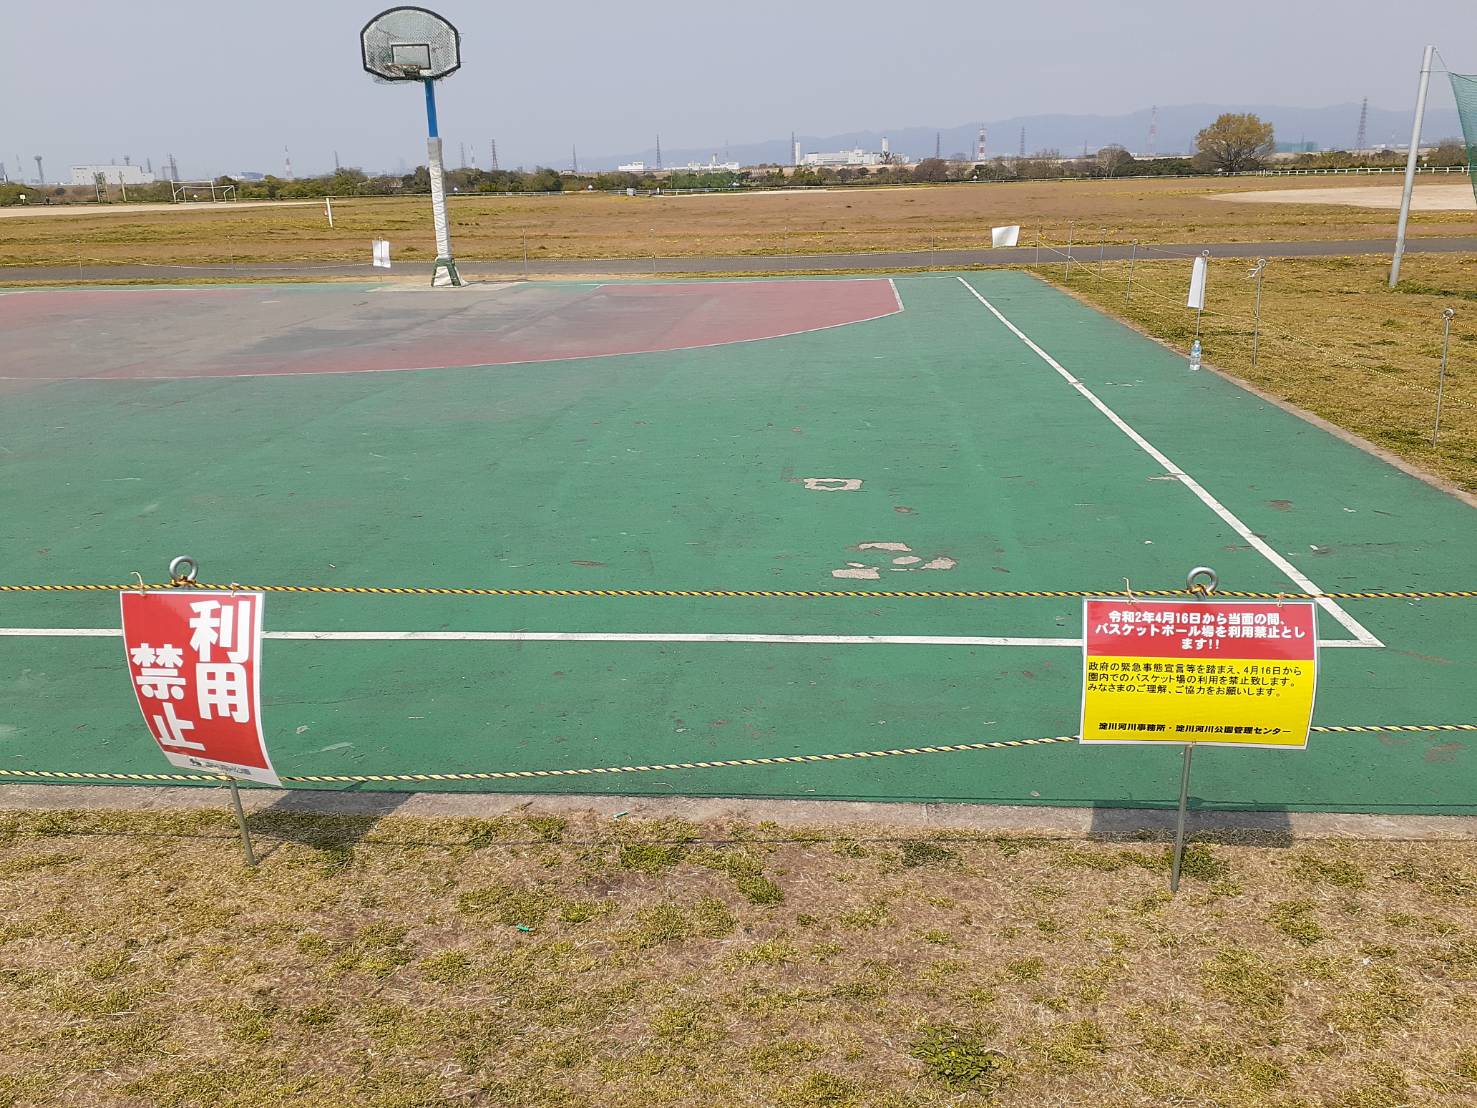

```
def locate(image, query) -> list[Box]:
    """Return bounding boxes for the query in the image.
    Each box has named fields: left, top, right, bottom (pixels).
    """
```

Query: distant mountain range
left=583, top=103, right=1463, bottom=171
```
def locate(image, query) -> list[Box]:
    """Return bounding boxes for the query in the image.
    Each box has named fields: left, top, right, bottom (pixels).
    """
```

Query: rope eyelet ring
left=1186, top=566, right=1218, bottom=596
left=168, top=556, right=198, bottom=585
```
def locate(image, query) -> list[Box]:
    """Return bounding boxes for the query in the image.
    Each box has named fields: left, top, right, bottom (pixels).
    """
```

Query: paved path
left=3, top=236, right=1476, bottom=283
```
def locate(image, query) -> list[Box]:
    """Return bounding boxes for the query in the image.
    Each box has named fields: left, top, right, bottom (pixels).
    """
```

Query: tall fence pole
left=1126, top=241, right=1137, bottom=302
left=1390, top=44, right=1436, bottom=289
left=1434, top=307, right=1455, bottom=445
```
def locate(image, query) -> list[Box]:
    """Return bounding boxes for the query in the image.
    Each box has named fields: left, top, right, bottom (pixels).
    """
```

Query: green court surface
left=1, top=272, right=1474, bottom=812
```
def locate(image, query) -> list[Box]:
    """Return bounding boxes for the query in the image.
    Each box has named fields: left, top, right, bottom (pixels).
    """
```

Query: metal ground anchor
left=168, top=555, right=198, bottom=585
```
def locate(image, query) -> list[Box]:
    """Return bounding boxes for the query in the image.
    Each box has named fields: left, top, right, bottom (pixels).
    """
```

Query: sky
left=2, top=0, right=1468, bottom=180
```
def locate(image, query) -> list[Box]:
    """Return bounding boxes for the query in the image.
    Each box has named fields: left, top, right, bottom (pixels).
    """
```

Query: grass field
left=1033, top=251, right=1477, bottom=493
left=1, top=176, right=1474, bottom=267
left=2, top=807, right=1475, bottom=1107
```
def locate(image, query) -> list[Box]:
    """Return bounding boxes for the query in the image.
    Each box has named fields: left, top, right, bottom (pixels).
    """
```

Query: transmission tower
left=655, top=134, right=662, bottom=170
left=571, top=145, right=578, bottom=174
left=489, top=140, right=499, bottom=171
left=1355, top=97, right=1368, bottom=151
left=33, top=155, right=43, bottom=185
left=976, top=126, right=987, bottom=162
left=1146, top=106, right=1159, bottom=157
left=935, top=132, right=941, bottom=158
left=459, top=142, right=466, bottom=168
left=1018, top=127, right=1026, bottom=158
left=168, top=153, right=179, bottom=182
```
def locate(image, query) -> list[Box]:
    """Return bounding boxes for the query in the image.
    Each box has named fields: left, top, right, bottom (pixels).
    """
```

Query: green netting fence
left=1451, top=73, right=1477, bottom=203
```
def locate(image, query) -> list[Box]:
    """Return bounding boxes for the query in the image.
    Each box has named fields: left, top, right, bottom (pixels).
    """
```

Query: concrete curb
left=3, top=783, right=1474, bottom=841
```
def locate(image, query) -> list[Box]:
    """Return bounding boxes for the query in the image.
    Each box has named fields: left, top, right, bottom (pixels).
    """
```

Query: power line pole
left=1355, top=97, right=1369, bottom=151
left=489, top=139, right=499, bottom=171
left=1391, top=44, right=1435, bottom=289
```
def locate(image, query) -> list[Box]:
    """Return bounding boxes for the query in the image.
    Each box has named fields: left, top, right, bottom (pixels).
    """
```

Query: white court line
left=954, top=275, right=1383, bottom=649
left=887, top=277, right=904, bottom=313
left=0, top=627, right=1374, bottom=648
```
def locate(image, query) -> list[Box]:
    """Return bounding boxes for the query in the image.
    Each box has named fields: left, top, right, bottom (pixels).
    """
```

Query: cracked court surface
left=0, top=272, right=1473, bottom=812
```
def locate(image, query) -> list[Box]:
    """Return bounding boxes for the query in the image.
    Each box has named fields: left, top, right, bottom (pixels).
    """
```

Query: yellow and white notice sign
left=1080, top=598, right=1318, bottom=748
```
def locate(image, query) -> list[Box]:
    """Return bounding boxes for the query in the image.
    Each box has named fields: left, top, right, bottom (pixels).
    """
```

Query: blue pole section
left=423, top=79, right=439, bottom=139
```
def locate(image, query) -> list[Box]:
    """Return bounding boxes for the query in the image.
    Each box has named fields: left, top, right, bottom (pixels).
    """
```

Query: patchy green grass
left=1, top=808, right=1476, bottom=1106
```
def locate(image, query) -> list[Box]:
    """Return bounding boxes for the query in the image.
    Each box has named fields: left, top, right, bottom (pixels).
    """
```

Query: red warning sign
left=121, top=590, right=278, bottom=785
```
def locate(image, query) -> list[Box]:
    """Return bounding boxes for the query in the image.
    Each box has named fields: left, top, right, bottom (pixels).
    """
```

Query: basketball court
left=0, top=272, right=1473, bottom=812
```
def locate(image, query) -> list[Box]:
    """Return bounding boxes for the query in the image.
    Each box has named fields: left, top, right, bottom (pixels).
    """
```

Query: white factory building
left=71, top=164, right=156, bottom=186
left=800, top=147, right=889, bottom=167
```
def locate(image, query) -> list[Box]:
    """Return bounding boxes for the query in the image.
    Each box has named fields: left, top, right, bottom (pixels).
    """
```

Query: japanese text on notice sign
left=121, top=590, right=278, bottom=785
left=1079, top=598, right=1318, bottom=748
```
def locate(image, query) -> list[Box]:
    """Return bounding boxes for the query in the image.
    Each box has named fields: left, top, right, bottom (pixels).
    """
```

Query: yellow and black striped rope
left=1, top=724, right=1472, bottom=787
left=2, top=581, right=1476, bottom=601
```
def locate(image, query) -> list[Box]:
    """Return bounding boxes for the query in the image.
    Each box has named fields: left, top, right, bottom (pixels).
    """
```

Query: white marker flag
left=992, top=224, right=1021, bottom=248
left=372, top=239, right=391, bottom=269
left=1187, top=255, right=1208, bottom=309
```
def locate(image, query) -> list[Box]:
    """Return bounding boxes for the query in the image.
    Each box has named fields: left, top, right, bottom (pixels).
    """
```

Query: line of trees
left=5, top=120, right=1468, bottom=207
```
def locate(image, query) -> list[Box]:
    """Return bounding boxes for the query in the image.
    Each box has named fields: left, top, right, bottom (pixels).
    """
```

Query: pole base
left=431, top=257, right=463, bottom=288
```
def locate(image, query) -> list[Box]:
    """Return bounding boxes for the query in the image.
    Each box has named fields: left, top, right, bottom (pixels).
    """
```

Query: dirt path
left=1217, top=183, right=1474, bottom=210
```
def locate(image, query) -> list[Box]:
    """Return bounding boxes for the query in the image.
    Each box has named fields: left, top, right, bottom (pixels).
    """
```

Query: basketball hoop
left=361, top=7, right=460, bottom=82
left=359, top=6, right=463, bottom=287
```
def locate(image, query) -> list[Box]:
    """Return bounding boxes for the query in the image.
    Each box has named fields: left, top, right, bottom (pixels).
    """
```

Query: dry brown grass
left=1035, top=251, right=1477, bottom=493
left=2, top=806, right=1476, bottom=1107
left=1, top=176, right=1473, bottom=268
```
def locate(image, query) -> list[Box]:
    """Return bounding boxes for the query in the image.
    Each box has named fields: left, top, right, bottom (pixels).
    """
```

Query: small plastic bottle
left=1188, top=339, right=1202, bottom=371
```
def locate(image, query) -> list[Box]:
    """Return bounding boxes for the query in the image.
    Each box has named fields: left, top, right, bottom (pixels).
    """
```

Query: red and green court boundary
left=0, top=272, right=1473, bottom=813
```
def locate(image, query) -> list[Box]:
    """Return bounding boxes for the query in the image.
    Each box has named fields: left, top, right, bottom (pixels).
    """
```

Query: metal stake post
left=1169, top=564, right=1218, bottom=893
left=1434, top=307, right=1455, bottom=445
left=1065, top=221, right=1074, bottom=278
left=1250, top=258, right=1267, bottom=370
left=1169, top=743, right=1194, bottom=893
left=227, top=779, right=258, bottom=866
left=1099, top=232, right=1106, bottom=276
left=1126, top=241, right=1137, bottom=302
